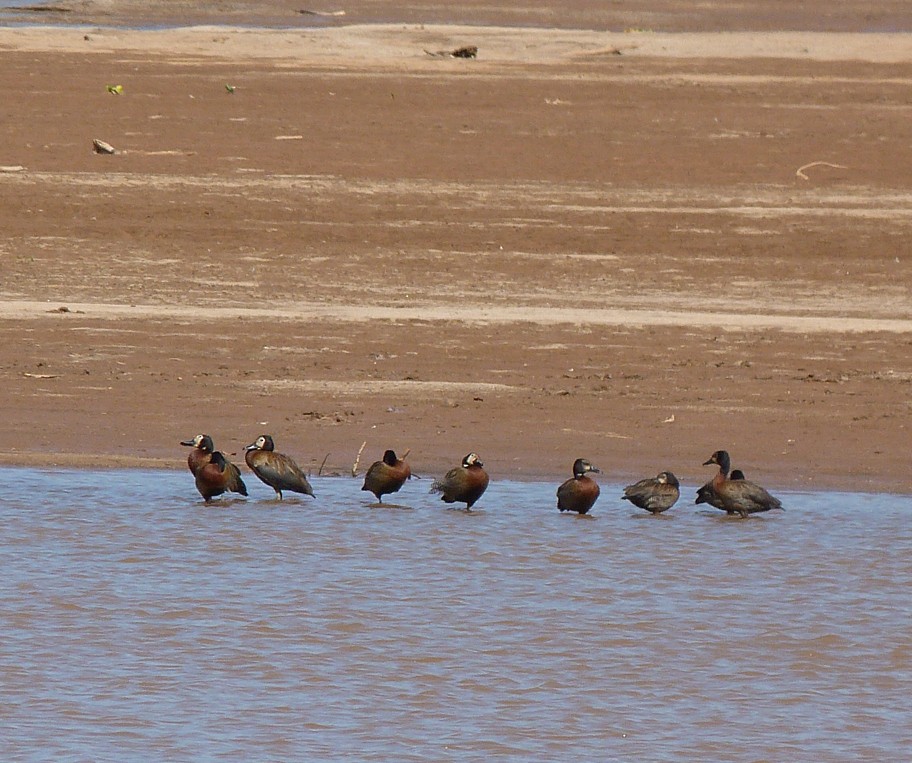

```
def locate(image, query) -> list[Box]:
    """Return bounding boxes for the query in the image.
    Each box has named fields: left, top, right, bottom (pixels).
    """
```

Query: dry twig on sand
left=351, top=440, right=367, bottom=477
left=299, top=9, right=346, bottom=17
left=796, top=161, right=847, bottom=180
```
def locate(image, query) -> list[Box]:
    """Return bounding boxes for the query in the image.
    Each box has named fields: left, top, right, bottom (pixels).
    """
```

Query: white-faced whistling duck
left=180, top=433, right=248, bottom=502
left=362, top=449, right=412, bottom=503
left=430, top=452, right=489, bottom=510
left=700, top=450, right=783, bottom=518
left=622, top=470, right=680, bottom=514
left=696, top=463, right=745, bottom=513
left=244, top=434, right=315, bottom=500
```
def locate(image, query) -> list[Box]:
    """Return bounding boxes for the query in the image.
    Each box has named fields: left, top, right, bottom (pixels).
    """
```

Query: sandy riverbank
left=1, top=6, right=910, bottom=491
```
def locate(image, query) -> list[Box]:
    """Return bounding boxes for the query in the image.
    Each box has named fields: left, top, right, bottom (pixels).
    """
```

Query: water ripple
left=0, top=467, right=910, bottom=761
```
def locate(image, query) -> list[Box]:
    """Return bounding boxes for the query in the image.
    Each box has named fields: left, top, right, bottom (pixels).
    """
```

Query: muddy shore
left=1, top=3, right=910, bottom=492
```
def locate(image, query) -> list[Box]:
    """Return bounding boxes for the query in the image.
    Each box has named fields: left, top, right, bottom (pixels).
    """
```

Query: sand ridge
left=2, top=25, right=911, bottom=65
left=3, top=300, right=912, bottom=334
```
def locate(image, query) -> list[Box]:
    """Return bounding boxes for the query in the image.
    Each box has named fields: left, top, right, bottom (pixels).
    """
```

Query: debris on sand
left=10, top=5, right=71, bottom=12
left=298, top=9, right=346, bottom=16
left=425, top=46, right=478, bottom=59
left=451, top=46, right=478, bottom=58
left=92, top=139, right=116, bottom=155
left=106, top=84, right=123, bottom=95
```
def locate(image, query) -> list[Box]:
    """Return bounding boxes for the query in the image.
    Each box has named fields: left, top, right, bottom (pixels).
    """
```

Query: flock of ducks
left=181, top=434, right=785, bottom=518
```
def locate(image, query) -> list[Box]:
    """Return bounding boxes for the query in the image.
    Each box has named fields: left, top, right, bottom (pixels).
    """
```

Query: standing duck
left=696, top=467, right=746, bottom=513
left=180, top=433, right=248, bottom=502
left=701, top=450, right=783, bottom=517
left=244, top=435, right=315, bottom=500
left=557, top=458, right=601, bottom=514
left=362, top=449, right=411, bottom=503
left=430, top=452, right=489, bottom=510
left=622, top=470, right=680, bottom=514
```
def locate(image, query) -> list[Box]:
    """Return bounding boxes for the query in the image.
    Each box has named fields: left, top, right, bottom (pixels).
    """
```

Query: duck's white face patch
left=257, top=436, right=267, bottom=449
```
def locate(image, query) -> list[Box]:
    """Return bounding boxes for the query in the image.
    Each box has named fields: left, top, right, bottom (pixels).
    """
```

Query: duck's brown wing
left=430, top=466, right=462, bottom=501
left=224, top=460, right=248, bottom=496
left=362, top=460, right=388, bottom=491
left=626, top=479, right=678, bottom=512
left=556, top=477, right=575, bottom=509
left=725, top=479, right=782, bottom=514
left=363, top=460, right=410, bottom=497
left=431, top=466, right=488, bottom=507
left=257, top=452, right=314, bottom=496
left=622, top=477, right=656, bottom=508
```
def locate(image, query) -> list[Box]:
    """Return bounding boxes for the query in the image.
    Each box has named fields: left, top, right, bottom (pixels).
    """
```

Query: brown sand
left=1, top=2, right=910, bottom=492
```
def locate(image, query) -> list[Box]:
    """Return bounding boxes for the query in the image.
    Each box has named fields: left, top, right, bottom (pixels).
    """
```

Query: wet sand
left=1, top=2, right=910, bottom=491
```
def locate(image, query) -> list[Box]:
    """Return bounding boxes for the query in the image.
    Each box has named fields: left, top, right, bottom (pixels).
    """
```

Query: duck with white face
left=622, top=470, right=680, bottom=514
left=430, top=452, right=489, bottom=510
left=180, top=434, right=247, bottom=502
left=244, top=434, right=315, bottom=500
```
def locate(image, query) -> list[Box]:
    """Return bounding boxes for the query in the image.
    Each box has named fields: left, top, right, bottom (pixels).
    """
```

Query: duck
left=362, top=449, right=411, bottom=503
left=556, top=458, right=601, bottom=514
left=244, top=434, right=315, bottom=500
left=622, top=470, right=680, bottom=514
left=695, top=466, right=745, bottom=513
left=180, top=433, right=248, bottom=502
left=430, top=452, right=489, bottom=510
left=701, top=450, right=783, bottom=517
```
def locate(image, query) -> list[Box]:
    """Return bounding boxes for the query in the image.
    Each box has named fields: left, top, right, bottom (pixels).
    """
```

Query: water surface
left=1, top=467, right=909, bottom=761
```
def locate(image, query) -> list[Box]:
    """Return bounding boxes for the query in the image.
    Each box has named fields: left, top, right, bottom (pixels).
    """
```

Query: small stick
left=318, top=453, right=329, bottom=476
left=796, top=161, right=847, bottom=180
left=401, top=448, right=411, bottom=459
left=351, top=440, right=367, bottom=477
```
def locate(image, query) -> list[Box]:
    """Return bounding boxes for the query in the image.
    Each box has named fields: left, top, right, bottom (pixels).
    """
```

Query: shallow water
left=1, top=466, right=910, bottom=761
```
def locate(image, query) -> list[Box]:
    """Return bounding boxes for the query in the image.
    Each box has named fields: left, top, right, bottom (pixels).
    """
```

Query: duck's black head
left=245, top=434, right=275, bottom=452
left=181, top=433, right=214, bottom=452
left=702, top=450, right=731, bottom=473
left=730, top=469, right=745, bottom=480
left=572, top=458, right=599, bottom=477
left=382, top=449, right=398, bottom=466
left=462, top=452, right=483, bottom=468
